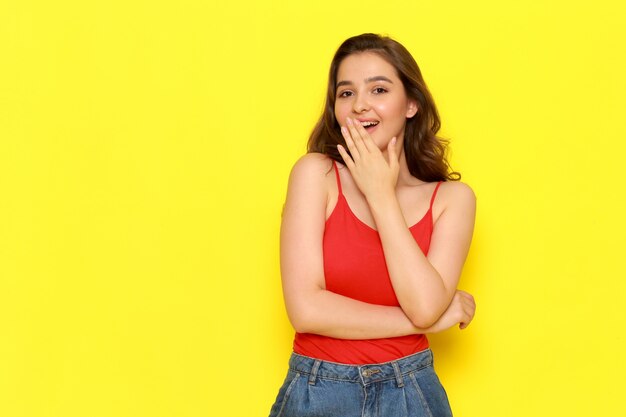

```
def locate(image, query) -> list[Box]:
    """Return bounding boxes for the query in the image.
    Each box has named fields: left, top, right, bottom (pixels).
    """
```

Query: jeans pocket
left=268, top=371, right=301, bottom=417
left=408, top=367, right=453, bottom=417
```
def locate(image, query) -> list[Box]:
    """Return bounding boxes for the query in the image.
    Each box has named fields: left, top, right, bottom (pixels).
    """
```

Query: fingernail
left=346, top=117, right=353, bottom=126
left=341, top=126, right=347, bottom=133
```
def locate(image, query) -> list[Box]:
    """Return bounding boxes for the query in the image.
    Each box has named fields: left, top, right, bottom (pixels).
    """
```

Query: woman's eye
left=338, top=91, right=353, bottom=98
left=373, top=87, right=387, bottom=94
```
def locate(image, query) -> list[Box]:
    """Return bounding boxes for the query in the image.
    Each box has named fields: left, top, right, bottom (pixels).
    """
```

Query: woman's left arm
left=337, top=118, right=476, bottom=329
left=372, top=181, right=476, bottom=328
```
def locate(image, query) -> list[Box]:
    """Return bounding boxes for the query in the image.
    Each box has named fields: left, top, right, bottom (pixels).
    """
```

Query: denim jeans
left=268, top=348, right=453, bottom=417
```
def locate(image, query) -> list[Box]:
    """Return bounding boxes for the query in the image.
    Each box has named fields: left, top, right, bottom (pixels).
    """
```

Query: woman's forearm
left=287, top=287, right=421, bottom=339
left=288, top=287, right=473, bottom=339
left=366, top=182, right=476, bottom=329
left=368, top=192, right=450, bottom=327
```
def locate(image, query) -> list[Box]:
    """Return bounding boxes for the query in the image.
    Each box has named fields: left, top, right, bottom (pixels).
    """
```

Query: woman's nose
left=352, top=94, right=370, bottom=113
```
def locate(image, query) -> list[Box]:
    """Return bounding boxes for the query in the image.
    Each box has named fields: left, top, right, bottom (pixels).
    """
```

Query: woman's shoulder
left=288, top=152, right=335, bottom=183
left=283, top=153, right=336, bottom=217
left=291, top=152, right=333, bottom=170
left=436, top=180, right=476, bottom=210
left=439, top=180, right=475, bottom=197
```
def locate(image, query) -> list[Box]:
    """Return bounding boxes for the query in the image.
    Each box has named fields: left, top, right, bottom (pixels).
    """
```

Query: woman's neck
left=394, top=147, right=426, bottom=187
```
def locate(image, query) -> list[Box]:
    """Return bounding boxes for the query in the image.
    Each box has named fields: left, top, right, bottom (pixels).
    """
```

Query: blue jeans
left=268, top=348, right=453, bottom=417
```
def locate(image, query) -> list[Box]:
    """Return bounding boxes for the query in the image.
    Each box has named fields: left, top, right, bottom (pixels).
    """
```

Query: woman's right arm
left=280, top=153, right=474, bottom=340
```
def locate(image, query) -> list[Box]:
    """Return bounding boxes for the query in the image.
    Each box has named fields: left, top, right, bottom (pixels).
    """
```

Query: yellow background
left=1, top=1, right=625, bottom=416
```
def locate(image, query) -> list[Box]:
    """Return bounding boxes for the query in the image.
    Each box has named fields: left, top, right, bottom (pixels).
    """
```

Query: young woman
left=269, top=33, right=476, bottom=417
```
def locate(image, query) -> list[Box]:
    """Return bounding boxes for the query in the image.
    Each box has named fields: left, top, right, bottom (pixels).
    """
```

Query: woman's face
left=334, top=52, right=417, bottom=151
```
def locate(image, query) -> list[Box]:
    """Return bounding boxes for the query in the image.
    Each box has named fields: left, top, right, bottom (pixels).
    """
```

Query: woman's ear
left=406, top=100, right=418, bottom=118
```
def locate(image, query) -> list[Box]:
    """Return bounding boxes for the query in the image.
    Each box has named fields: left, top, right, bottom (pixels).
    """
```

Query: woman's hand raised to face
left=337, top=117, right=400, bottom=202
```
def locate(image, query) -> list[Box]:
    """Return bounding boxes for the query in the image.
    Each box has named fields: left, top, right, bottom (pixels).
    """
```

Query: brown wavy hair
left=307, top=33, right=460, bottom=182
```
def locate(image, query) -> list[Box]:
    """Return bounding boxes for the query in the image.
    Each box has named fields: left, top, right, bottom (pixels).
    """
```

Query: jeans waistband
left=289, top=349, right=433, bottom=387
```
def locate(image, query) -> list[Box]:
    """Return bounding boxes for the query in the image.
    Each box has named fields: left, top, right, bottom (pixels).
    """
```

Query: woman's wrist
left=367, top=189, right=401, bottom=217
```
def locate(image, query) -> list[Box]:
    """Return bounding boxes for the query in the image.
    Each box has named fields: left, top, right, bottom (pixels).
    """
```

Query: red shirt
left=293, top=162, right=442, bottom=364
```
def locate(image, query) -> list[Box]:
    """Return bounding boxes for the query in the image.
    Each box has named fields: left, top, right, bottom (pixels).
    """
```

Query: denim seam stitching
left=409, top=372, right=434, bottom=417
left=402, top=361, right=431, bottom=375
left=360, top=383, right=367, bottom=417
left=285, top=368, right=429, bottom=384
left=275, top=372, right=301, bottom=417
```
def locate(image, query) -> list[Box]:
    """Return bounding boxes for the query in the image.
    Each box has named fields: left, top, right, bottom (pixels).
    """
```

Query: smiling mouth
left=361, top=121, right=379, bottom=128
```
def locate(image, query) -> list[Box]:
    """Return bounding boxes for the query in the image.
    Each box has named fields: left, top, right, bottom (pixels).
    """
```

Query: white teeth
left=361, top=121, right=379, bottom=127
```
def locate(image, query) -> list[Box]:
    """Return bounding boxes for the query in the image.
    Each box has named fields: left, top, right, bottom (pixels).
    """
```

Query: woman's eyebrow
left=365, top=76, right=393, bottom=84
left=336, top=76, right=394, bottom=88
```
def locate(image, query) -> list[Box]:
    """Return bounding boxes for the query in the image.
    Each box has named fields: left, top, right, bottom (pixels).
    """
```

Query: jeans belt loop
left=308, top=360, right=322, bottom=385
left=392, top=361, right=404, bottom=388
